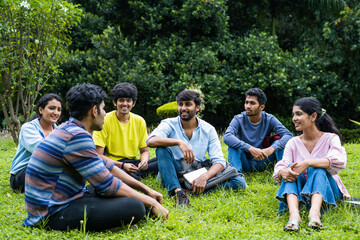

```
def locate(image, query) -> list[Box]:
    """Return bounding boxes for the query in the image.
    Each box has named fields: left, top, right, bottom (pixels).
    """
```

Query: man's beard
left=179, top=110, right=196, bottom=121
left=245, top=106, right=261, bottom=116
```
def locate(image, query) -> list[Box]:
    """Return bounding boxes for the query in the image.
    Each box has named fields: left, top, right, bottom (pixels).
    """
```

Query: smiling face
left=178, top=100, right=200, bottom=122
left=114, top=97, right=135, bottom=115
left=244, top=95, right=264, bottom=117
left=292, top=105, right=317, bottom=131
left=38, top=99, right=62, bottom=125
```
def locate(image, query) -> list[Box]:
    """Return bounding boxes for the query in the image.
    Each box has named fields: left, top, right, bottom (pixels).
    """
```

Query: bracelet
left=122, top=162, right=126, bottom=169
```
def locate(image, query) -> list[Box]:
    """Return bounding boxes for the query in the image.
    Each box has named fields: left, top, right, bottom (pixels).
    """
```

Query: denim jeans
left=156, top=147, right=246, bottom=195
left=228, top=142, right=284, bottom=174
left=275, top=167, right=342, bottom=212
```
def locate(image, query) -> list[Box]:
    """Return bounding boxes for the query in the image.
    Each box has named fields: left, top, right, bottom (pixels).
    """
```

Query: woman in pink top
left=273, top=97, right=350, bottom=232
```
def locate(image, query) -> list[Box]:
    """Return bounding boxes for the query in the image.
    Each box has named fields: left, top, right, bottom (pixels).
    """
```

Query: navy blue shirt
left=223, top=111, right=293, bottom=151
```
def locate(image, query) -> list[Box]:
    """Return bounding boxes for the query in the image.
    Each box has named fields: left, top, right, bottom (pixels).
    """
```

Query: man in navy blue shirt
left=223, top=88, right=293, bottom=174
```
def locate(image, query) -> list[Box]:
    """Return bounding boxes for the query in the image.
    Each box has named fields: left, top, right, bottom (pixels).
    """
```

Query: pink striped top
left=273, top=132, right=350, bottom=199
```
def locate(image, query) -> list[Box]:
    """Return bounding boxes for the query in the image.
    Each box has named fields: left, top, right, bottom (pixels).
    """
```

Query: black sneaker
left=175, top=190, right=189, bottom=208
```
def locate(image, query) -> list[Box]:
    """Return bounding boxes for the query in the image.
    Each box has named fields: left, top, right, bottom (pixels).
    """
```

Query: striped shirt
left=23, top=117, right=122, bottom=227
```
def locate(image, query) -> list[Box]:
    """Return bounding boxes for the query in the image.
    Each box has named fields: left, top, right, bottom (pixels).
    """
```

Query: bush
left=156, top=101, right=178, bottom=119
left=339, top=129, right=360, bottom=143
left=50, top=1, right=348, bottom=129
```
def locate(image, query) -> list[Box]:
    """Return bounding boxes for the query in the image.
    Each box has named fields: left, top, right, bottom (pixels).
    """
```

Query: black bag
left=178, top=160, right=239, bottom=191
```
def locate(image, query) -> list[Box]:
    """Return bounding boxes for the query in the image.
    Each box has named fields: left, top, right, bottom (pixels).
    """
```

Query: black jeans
left=10, top=167, right=27, bottom=193
left=120, top=157, right=158, bottom=179
left=45, top=191, right=146, bottom=232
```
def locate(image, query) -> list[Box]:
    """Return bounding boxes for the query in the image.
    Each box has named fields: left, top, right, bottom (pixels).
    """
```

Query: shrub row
left=339, top=128, right=360, bottom=143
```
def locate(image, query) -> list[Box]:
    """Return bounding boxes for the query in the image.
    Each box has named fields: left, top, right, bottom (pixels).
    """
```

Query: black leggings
left=45, top=192, right=146, bottom=232
left=10, top=167, right=27, bottom=193
left=120, top=157, right=158, bottom=179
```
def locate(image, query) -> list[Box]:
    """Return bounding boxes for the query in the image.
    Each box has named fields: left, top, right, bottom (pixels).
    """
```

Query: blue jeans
left=156, top=147, right=246, bottom=195
left=228, top=144, right=284, bottom=174
left=276, top=167, right=342, bottom=212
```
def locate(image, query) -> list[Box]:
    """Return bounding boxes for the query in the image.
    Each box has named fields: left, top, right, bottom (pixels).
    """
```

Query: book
left=183, top=167, right=208, bottom=183
left=343, top=199, right=360, bottom=205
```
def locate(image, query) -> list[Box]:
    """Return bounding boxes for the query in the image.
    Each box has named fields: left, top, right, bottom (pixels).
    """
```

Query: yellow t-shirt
left=93, top=111, right=148, bottom=160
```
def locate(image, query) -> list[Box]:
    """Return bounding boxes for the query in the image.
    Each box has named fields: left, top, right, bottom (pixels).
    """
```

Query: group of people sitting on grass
left=9, top=83, right=349, bottom=232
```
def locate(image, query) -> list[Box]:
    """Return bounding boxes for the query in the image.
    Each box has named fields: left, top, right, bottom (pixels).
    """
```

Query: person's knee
left=228, top=147, right=245, bottom=155
left=155, top=147, right=166, bottom=156
left=230, top=176, right=247, bottom=191
left=228, top=147, right=237, bottom=154
left=155, top=147, right=172, bottom=160
left=274, top=147, right=284, bottom=161
left=228, top=147, right=246, bottom=162
left=123, top=198, right=146, bottom=223
left=308, top=167, right=327, bottom=176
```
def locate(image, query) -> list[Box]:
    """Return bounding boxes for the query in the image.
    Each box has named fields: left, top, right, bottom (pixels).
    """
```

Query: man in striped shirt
left=23, top=84, right=168, bottom=231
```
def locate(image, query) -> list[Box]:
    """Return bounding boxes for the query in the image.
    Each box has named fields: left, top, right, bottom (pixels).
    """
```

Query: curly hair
left=111, top=82, right=138, bottom=102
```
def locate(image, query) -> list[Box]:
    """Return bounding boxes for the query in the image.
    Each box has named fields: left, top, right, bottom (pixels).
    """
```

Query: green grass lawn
left=0, top=139, right=359, bottom=239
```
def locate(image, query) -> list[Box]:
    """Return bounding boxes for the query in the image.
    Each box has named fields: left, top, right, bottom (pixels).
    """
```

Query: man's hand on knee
left=249, top=146, right=267, bottom=161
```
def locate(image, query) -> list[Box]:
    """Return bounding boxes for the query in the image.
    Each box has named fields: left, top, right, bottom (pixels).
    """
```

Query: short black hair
left=245, top=88, right=267, bottom=105
left=66, top=84, right=107, bottom=120
left=176, top=90, right=201, bottom=106
left=111, top=82, right=137, bottom=102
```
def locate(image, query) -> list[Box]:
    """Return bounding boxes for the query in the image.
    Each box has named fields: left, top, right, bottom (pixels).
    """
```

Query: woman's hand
left=280, top=165, right=299, bottom=182
left=291, top=161, right=310, bottom=175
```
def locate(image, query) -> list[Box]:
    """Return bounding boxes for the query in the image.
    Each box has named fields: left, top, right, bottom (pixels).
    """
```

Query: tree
left=0, top=0, right=81, bottom=143
left=321, top=6, right=360, bottom=118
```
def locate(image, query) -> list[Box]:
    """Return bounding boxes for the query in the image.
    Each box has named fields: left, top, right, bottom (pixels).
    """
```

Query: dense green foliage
left=1, top=0, right=359, bottom=132
left=340, top=128, right=360, bottom=143
left=40, top=0, right=360, bottom=129
left=322, top=7, right=360, bottom=107
left=1, top=139, right=359, bottom=239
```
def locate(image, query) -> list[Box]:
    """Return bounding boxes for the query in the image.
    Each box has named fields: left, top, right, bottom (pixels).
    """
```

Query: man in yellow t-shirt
left=93, top=82, right=158, bottom=179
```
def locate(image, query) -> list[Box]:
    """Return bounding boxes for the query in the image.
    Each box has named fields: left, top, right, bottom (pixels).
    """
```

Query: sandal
left=283, top=219, right=300, bottom=232
left=308, top=218, right=323, bottom=230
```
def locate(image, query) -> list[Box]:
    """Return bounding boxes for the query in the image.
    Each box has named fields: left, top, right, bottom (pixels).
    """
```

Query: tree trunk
left=272, top=16, right=276, bottom=37
left=0, top=95, right=19, bottom=144
left=1, top=72, right=20, bottom=144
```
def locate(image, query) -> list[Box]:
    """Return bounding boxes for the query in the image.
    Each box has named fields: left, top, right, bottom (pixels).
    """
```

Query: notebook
left=183, top=167, right=208, bottom=183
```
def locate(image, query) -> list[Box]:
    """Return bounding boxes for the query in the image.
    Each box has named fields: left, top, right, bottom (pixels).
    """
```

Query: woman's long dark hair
left=32, top=93, right=63, bottom=120
left=294, top=97, right=341, bottom=139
